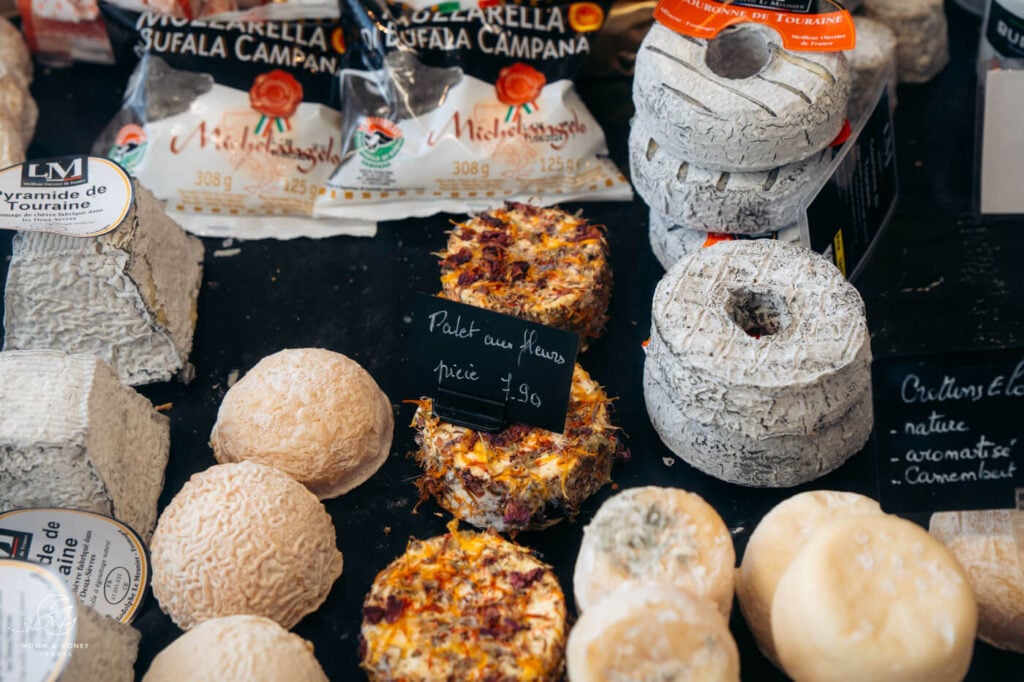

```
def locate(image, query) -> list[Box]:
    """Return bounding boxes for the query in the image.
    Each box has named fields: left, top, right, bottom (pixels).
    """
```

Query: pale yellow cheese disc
left=567, top=581, right=739, bottom=682
left=573, top=486, right=735, bottom=617
left=930, top=510, right=1024, bottom=654
left=736, top=490, right=883, bottom=665
left=772, top=515, right=977, bottom=682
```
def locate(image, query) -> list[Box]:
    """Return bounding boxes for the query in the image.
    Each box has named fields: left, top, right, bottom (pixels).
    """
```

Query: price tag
left=404, top=294, right=579, bottom=433
left=873, top=348, right=1024, bottom=514
left=0, top=155, right=133, bottom=238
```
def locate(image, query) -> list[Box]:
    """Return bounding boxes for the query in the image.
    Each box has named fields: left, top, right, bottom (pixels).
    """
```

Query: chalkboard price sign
left=873, top=349, right=1024, bottom=514
left=404, top=294, right=579, bottom=434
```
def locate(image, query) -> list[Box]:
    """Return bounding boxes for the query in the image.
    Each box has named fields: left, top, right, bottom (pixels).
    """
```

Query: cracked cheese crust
left=413, top=364, right=619, bottom=532
left=360, top=525, right=567, bottom=682
left=438, top=202, right=612, bottom=349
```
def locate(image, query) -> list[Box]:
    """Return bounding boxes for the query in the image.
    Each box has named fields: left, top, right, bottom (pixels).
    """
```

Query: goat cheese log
left=4, top=182, right=204, bottom=385
left=633, top=22, right=850, bottom=171
left=150, top=462, right=343, bottom=631
left=143, top=616, right=329, bottom=682
left=736, top=491, right=885, bottom=666
left=566, top=582, right=740, bottom=682
left=643, top=240, right=873, bottom=487
left=864, top=0, right=949, bottom=84
left=573, top=486, right=735, bottom=617
left=772, top=515, right=977, bottom=682
left=0, top=17, right=33, bottom=86
left=930, top=510, right=1024, bottom=654
left=629, top=118, right=830, bottom=235
left=360, top=525, right=567, bottom=682
left=648, top=207, right=801, bottom=271
left=413, top=364, right=618, bottom=533
left=0, top=350, right=169, bottom=541
left=848, top=17, right=899, bottom=122
left=438, top=202, right=612, bottom=350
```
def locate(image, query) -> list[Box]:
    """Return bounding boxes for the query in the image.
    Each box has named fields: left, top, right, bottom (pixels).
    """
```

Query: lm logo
left=21, top=155, right=89, bottom=188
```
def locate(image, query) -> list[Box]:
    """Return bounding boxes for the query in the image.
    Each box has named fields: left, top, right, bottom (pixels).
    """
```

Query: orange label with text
left=653, top=0, right=855, bottom=52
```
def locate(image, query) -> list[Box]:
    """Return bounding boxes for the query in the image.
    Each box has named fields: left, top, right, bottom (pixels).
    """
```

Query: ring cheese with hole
left=630, top=117, right=829, bottom=235
left=4, top=182, right=204, bottom=385
left=412, top=364, right=619, bottom=533
left=573, top=486, right=735, bottom=618
left=633, top=22, right=850, bottom=172
left=864, top=0, right=949, bottom=84
left=360, top=524, right=567, bottom=681
left=438, top=202, right=612, bottom=351
left=643, top=239, right=873, bottom=487
left=0, top=350, right=169, bottom=542
left=566, top=581, right=740, bottom=682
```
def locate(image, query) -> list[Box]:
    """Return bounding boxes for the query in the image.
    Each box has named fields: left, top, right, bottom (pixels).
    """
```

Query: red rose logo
left=249, top=70, right=304, bottom=119
left=495, top=63, right=546, bottom=106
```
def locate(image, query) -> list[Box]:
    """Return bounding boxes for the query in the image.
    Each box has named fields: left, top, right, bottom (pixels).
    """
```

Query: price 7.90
left=501, top=373, right=541, bottom=408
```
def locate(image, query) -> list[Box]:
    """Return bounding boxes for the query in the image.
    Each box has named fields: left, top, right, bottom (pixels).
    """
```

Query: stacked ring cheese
left=413, top=364, right=618, bottom=532
left=360, top=524, right=567, bottom=681
left=438, top=202, right=612, bottom=349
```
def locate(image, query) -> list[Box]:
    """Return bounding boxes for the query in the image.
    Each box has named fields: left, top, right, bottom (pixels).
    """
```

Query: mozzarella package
left=316, top=0, right=632, bottom=221
left=95, top=8, right=375, bottom=238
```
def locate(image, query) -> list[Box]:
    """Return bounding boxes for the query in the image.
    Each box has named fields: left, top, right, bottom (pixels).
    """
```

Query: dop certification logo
left=355, top=117, right=404, bottom=168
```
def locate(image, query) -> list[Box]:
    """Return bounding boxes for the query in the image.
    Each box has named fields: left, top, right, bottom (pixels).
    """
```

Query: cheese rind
left=772, top=515, right=977, bottom=682
left=573, top=486, right=735, bottom=618
left=4, top=182, right=204, bottom=385
left=849, top=17, right=899, bottom=122
left=0, top=17, right=33, bottom=86
left=63, top=601, right=141, bottom=682
left=0, top=350, right=170, bottom=541
left=929, top=510, right=1024, bottom=654
left=864, top=0, right=949, bottom=84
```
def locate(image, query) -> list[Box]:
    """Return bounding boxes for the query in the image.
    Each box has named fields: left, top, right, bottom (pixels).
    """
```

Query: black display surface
left=2, top=2, right=1022, bottom=679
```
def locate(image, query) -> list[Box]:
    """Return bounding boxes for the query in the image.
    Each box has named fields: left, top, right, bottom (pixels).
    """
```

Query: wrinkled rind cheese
left=413, top=364, right=619, bottom=532
left=0, top=111, right=26, bottom=169
left=150, top=462, right=343, bottom=631
left=772, top=515, right=978, bottom=682
left=573, top=486, right=735, bottom=618
left=4, top=182, right=204, bottom=385
left=438, top=202, right=612, bottom=350
left=930, top=510, right=1024, bottom=654
left=63, top=600, right=141, bottom=682
left=0, top=350, right=170, bottom=541
left=360, top=526, right=567, bottom=682
left=736, top=491, right=885, bottom=666
left=566, top=581, right=740, bottom=682
left=143, top=615, right=329, bottom=682
left=0, top=17, right=33, bottom=87
left=211, top=348, right=394, bottom=500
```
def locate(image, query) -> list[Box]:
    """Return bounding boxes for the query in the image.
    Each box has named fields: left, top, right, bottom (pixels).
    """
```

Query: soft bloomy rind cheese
left=360, top=524, right=567, bottom=681
left=4, top=182, right=204, bottom=385
left=0, top=350, right=169, bottom=541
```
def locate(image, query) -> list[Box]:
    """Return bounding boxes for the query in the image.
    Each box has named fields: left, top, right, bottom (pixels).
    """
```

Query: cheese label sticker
left=0, top=559, right=77, bottom=682
left=0, top=509, right=149, bottom=624
left=0, top=156, right=134, bottom=238
left=653, top=0, right=855, bottom=52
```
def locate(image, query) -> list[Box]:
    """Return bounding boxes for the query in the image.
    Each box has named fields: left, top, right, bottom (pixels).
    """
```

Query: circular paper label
left=0, top=509, right=149, bottom=624
left=0, top=559, right=77, bottom=682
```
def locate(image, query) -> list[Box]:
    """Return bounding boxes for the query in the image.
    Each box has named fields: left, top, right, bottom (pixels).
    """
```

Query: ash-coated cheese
left=4, top=182, right=204, bottom=385
left=772, top=515, right=977, bottom=682
left=150, top=462, right=342, bottom=631
left=634, top=22, right=850, bottom=171
left=630, top=117, right=830, bottom=235
left=0, top=350, right=170, bottom=541
left=930, top=510, right=1024, bottom=654
left=63, top=600, right=141, bottom=682
left=573, top=486, right=735, bottom=618
left=643, top=240, right=873, bottom=487
left=0, top=17, right=33, bottom=86
left=736, top=491, right=884, bottom=666
left=566, top=581, right=739, bottom=682
left=849, top=17, right=899, bottom=122
left=143, top=615, right=328, bottom=682
left=648, top=207, right=801, bottom=271
left=865, top=0, right=949, bottom=84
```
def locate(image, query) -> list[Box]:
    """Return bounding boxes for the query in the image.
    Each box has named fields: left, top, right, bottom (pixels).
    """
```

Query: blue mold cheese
left=0, top=350, right=170, bottom=541
left=3, top=181, right=204, bottom=385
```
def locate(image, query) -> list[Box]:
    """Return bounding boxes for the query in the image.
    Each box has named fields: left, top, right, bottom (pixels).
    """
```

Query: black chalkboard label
left=873, top=349, right=1024, bottom=514
left=405, top=294, right=579, bottom=434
